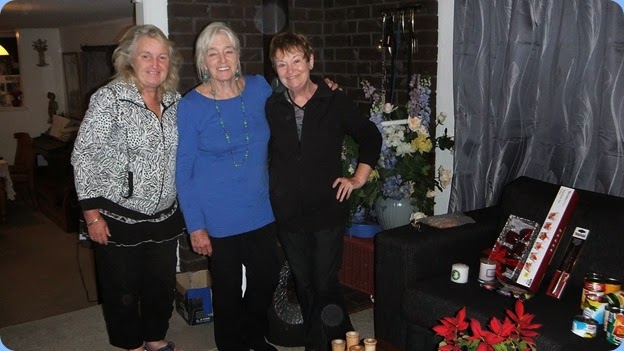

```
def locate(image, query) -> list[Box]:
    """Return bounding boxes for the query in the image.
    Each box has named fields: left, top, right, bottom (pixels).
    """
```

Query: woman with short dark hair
left=266, top=31, right=382, bottom=351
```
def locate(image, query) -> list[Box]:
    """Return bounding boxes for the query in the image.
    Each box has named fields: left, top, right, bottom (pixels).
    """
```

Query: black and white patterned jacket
left=71, top=80, right=181, bottom=218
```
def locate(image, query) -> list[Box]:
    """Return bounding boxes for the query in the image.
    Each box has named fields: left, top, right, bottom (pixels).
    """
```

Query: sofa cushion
left=402, top=273, right=617, bottom=351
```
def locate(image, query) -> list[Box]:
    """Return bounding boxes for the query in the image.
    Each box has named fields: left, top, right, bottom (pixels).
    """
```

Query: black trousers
left=277, top=223, right=354, bottom=351
left=93, top=215, right=179, bottom=350
left=210, top=222, right=280, bottom=351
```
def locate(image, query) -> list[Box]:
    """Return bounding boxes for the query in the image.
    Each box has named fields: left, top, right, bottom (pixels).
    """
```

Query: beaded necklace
left=207, top=79, right=249, bottom=167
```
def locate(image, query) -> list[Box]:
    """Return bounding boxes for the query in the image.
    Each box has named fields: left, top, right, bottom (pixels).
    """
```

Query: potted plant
left=343, top=74, right=454, bottom=230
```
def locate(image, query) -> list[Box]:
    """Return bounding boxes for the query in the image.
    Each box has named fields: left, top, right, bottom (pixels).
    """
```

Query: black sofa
left=374, top=176, right=623, bottom=351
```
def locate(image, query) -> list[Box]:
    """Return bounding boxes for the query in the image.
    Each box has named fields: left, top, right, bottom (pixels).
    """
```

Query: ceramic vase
left=374, top=197, right=415, bottom=230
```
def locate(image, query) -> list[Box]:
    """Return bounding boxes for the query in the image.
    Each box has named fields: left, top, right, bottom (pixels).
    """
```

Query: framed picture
left=62, top=53, right=84, bottom=119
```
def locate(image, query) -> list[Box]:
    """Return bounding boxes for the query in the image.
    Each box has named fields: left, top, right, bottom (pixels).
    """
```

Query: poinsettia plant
left=432, top=299, right=541, bottom=351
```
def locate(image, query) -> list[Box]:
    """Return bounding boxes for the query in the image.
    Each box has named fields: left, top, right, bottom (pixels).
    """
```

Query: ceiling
left=0, top=0, right=134, bottom=33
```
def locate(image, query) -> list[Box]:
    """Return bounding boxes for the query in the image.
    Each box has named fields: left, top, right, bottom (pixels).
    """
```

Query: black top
left=266, top=77, right=382, bottom=232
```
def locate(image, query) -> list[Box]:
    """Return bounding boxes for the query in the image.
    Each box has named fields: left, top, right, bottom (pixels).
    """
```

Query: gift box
left=515, top=186, right=578, bottom=292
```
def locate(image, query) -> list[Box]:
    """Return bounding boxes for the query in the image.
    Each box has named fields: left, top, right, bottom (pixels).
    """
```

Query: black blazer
left=266, top=78, right=382, bottom=232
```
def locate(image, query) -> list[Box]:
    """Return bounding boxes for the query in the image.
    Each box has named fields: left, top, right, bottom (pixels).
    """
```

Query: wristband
left=86, top=216, right=102, bottom=227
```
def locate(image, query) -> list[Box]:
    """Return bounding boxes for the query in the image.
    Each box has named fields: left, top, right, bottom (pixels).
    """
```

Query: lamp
left=0, top=44, right=9, bottom=56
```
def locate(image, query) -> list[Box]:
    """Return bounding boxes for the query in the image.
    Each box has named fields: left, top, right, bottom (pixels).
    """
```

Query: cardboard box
left=175, top=269, right=213, bottom=325
left=516, top=186, right=578, bottom=292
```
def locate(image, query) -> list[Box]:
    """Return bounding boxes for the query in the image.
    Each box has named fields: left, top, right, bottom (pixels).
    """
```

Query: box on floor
left=175, top=269, right=213, bottom=325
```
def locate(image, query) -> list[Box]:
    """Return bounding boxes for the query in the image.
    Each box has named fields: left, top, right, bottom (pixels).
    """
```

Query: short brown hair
left=269, top=31, right=314, bottom=66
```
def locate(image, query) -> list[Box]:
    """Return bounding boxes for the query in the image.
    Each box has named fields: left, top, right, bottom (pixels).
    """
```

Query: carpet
left=0, top=305, right=374, bottom=351
left=0, top=202, right=98, bottom=328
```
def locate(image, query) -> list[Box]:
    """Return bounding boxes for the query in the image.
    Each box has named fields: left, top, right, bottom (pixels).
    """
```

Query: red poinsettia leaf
left=483, top=331, right=505, bottom=345
left=469, top=318, right=485, bottom=337
left=476, top=343, right=490, bottom=351
left=488, top=316, right=502, bottom=333
left=432, top=324, right=455, bottom=340
left=514, top=299, right=525, bottom=317
left=456, top=306, right=467, bottom=321
left=518, top=329, right=541, bottom=337
left=499, top=317, right=515, bottom=336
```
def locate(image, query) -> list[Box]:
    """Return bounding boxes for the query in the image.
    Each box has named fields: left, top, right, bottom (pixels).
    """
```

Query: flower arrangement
left=342, top=74, right=454, bottom=223
left=433, top=300, right=541, bottom=351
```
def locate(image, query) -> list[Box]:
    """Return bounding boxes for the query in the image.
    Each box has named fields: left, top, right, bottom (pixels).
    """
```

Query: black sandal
left=146, top=341, right=180, bottom=351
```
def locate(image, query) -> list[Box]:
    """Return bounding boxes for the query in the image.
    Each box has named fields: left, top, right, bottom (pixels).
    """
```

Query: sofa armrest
left=374, top=206, right=500, bottom=349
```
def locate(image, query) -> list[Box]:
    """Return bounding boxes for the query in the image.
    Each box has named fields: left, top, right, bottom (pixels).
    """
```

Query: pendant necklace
left=207, top=79, right=249, bottom=167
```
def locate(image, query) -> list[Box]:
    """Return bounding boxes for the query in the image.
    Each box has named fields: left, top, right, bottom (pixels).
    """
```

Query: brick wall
left=168, top=0, right=437, bottom=115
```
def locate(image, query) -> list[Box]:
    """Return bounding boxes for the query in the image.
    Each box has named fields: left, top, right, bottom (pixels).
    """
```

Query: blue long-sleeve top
left=176, top=75, right=275, bottom=237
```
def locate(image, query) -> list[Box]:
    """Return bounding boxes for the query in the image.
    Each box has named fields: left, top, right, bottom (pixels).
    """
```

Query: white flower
left=407, top=115, right=422, bottom=132
left=410, top=212, right=427, bottom=222
left=437, top=112, right=447, bottom=124
left=418, top=125, right=429, bottom=137
left=394, top=142, right=415, bottom=156
left=426, top=190, right=436, bottom=198
left=384, top=126, right=405, bottom=148
left=348, top=164, right=355, bottom=175
left=382, top=103, right=398, bottom=114
left=438, top=165, right=452, bottom=189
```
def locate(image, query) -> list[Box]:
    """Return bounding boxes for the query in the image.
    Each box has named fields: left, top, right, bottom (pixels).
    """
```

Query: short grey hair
left=195, top=22, right=242, bottom=81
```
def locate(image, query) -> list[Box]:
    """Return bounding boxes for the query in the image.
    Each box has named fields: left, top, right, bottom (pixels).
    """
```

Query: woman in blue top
left=176, top=22, right=280, bottom=351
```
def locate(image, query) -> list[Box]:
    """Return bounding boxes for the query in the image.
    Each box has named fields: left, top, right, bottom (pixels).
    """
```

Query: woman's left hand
left=332, top=176, right=365, bottom=202
left=324, top=78, right=340, bottom=91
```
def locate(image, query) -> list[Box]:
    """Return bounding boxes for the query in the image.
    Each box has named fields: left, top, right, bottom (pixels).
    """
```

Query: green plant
left=343, top=75, right=454, bottom=223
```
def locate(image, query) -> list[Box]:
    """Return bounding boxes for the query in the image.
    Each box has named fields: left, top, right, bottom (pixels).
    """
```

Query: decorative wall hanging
left=379, top=6, right=421, bottom=103
left=32, top=39, right=48, bottom=67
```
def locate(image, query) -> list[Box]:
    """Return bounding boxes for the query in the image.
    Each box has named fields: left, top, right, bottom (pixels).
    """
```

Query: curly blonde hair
left=113, top=25, right=182, bottom=96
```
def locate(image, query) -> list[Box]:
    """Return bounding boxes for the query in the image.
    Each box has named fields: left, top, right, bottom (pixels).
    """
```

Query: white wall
left=0, top=18, right=133, bottom=164
left=135, top=0, right=169, bottom=35
left=434, top=1, right=455, bottom=214
left=60, top=18, right=134, bottom=52
left=0, top=28, right=66, bottom=164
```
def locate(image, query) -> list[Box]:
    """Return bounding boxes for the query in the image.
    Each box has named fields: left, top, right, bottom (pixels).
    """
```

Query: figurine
left=47, top=92, right=58, bottom=123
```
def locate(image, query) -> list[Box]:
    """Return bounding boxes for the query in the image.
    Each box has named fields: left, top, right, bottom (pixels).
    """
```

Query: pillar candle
left=478, top=258, right=497, bottom=282
left=451, top=263, right=469, bottom=283
left=346, top=331, right=360, bottom=350
left=363, top=338, right=377, bottom=351
left=332, top=339, right=346, bottom=351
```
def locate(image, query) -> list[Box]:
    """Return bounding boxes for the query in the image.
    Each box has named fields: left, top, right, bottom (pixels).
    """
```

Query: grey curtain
left=450, top=0, right=624, bottom=212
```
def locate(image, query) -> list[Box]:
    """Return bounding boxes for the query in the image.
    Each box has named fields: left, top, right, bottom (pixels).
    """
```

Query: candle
left=346, top=331, right=360, bottom=350
left=451, top=263, right=469, bottom=283
left=332, top=339, right=346, bottom=351
left=478, top=258, right=497, bottom=282
left=363, top=338, right=377, bottom=351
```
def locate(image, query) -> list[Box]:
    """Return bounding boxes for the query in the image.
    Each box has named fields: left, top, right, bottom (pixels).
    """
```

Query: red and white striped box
left=515, top=186, right=578, bottom=293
